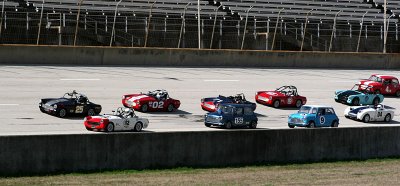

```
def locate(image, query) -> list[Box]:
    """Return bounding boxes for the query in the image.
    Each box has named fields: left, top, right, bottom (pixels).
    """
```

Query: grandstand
left=0, top=0, right=398, bottom=52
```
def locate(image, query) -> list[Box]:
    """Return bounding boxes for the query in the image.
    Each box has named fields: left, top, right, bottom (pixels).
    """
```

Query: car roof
left=302, top=105, right=333, bottom=109
left=371, top=74, right=397, bottom=79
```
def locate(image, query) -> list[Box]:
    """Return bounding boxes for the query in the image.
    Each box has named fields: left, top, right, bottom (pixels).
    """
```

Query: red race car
left=255, top=86, right=307, bottom=108
left=122, top=89, right=180, bottom=112
left=358, top=74, right=400, bottom=97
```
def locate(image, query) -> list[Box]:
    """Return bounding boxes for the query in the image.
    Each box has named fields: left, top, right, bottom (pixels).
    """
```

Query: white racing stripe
left=60, top=79, right=100, bottom=81
left=0, top=104, right=19, bottom=106
left=204, top=80, right=240, bottom=82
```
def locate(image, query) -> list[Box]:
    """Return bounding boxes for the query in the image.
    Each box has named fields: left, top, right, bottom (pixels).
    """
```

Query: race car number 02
left=149, top=101, right=164, bottom=108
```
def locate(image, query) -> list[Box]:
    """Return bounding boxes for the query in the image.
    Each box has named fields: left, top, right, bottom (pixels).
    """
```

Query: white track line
left=203, top=80, right=240, bottom=82
left=60, top=79, right=100, bottom=81
left=0, top=104, right=19, bottom=106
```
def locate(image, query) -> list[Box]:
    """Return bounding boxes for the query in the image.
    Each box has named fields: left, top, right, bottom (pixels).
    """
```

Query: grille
left=206, top=116, right=220, bottom=123
left=88, top=121, right=100, bottom=125
left=290, top=118, right=302, bottom=123
left=43, top=104, right=54, bottom=110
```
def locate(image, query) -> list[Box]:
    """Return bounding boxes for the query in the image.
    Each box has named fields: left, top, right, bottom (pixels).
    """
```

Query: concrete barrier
left=1, top=127, right=400, bottom=175
left=1, top=45, right=400, bottom=69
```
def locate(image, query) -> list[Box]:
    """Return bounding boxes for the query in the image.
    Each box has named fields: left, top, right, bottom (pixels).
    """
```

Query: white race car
left=84, top=107, right=149, bottom=132
left=344, top=104, right=395, bottom=123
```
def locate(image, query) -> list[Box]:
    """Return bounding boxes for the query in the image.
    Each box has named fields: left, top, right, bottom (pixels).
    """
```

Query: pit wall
left=1, top=45, right=399, bottom=69
left=1, top=127, right=400, bottom=175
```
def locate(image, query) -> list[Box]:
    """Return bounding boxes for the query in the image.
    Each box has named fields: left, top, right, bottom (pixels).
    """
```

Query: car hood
left=289, top=113, right=307, bottom=119
left=258, top=91, right=284, bottom=97
left=43, top=98, right=72, bottom=106
left=348, top=106, right=370, bottom=114
left=335, top=90, right=361, bottom=97
left=206, top=112, right=222, bottom=117
left=126, top=94, right=155, bottom=102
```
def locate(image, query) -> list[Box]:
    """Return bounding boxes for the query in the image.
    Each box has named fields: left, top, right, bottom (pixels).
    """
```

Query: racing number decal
left=377, top=112, right=383, bottom=117
left=386, top=86, right=391, bottom=93
left=124, top=120, right=130, bottom=127
left=320, top=116, right=325, bottom=125
left=235, top=117, right=244, bottom=124
left=149, top=101, right=164, bottom=108
left=287, top=97, right=293, bottom=104
left=75, top=106, right=84, bottom=113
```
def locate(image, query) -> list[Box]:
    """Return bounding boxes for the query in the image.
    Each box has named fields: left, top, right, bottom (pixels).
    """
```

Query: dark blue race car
left=201, top=93, right=256, bottom=112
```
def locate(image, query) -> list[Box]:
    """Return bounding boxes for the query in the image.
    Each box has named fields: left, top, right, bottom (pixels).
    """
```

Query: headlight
left=53, top=104, right=57, bottom=109
left=122, top=95, right=125, bottom=99
left=100, top=119, right=104, bottom=123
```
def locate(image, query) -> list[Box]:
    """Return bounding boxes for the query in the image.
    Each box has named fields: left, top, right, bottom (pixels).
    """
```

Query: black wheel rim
left=59, top=109, right=66, bottom=117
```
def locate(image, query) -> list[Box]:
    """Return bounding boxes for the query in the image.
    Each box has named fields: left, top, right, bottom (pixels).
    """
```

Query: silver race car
left=344, top=104, right=395, bottom=123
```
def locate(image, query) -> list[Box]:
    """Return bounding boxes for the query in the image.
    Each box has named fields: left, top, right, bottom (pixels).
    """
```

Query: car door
left=324, top=108, right=336, bottom=127
left=381, top=79, right=392, bottom=94
left=316, top=108, right=330, bottom=127
left=243, top=107, right=254, bottom=125
left=388, top=78, right=399, bottom=94
left=374, top=108, right=384, bottom=121
left=233, top=107, right=245, bottom=126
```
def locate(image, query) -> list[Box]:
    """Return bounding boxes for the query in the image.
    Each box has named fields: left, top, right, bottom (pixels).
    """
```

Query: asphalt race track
left=1, top=66, right=400, bottom=135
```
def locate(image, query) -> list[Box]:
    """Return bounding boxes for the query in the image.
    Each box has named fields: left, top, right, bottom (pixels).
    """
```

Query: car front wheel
left=351, top=97, right=360, bottom=106
left=249, top=121, right=257, bottom=129
left=141, top=104, right=148, bottom=112
left=273, top=100, right=280, bottom=108
left=58, top=109, right=67, bottom=118
left=105, top=123, right=114, bottom=132
left=167, top=104, right=175, bottom=112
left=308, top=121, right=315, bottom=128
left=225, top=121, right=233, bottom=129
left=363, top=114, right=370, bottom=123
left=133, top=122, right=143, bottom=132
left=396, top=90, right=400, bottom=97
left=384, top=114, right=391, bottom=122
left=331, top=120, right=339, bottom=127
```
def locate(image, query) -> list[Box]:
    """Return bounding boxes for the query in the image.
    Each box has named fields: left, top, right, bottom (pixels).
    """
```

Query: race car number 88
left=150, top=101, right=164, bottom=108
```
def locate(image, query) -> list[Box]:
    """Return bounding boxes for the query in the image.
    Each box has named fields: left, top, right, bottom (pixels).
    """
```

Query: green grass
left=1, top=158, right=400, bottom=185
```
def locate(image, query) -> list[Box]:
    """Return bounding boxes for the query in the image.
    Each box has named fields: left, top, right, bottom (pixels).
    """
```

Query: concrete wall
left=1, top=127, right=400, bottom=175
left=1, top=45, right=400, bottom=69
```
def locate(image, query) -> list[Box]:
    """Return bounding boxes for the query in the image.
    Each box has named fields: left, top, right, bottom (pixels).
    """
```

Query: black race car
left=39, top=90, right=102, bottom=118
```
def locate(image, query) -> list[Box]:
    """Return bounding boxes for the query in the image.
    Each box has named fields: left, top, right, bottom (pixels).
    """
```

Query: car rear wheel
left=249, top=121, right=257, bottom=129
left=384, top=114, right=391, bottom=122
left=133, top=122, right=143, bottom=132
left=288, top=124, right=295, bottom=128
left=225, top=121, right=233, bottom=129
left=105, top=123, right=114, bottom=132
left=87, top=108, right=95, bottom=116
left=167, top=104, right=175, bottom=112
left=396, top=90, right=400, bottom=97
left=295, top=100, right=302, bottom=108
left=363, top=114, right=370, bottom=123
left=331, top=120, right=339, bottom=127
left=308, top=121, right=315, bottom=128
left=273, top=100, right=280, bottom=108
left=141, top=104, right=148, bottom=112
left=351, top=97, right=360, bottom=106
left=58, top=109, right=67, bottom=118
left=373, top=97, right=380, bottom=105
left=205, top=123, right=211, bottom=127
left=85, top=127, right=93, bottom=131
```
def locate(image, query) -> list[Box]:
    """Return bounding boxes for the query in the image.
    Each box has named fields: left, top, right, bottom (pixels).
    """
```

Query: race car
left=358, top=74, right=400, bottom=97
left=39, top=90, right=102, bottom=118
left=255, top=85, right=307, bottom=108
left=334, top=84, right=384, bottom=106
left=122, top=89, right=180, bottom=112
left=201, top=93, right=256, bottom=112
left=344, top=104, right=395, bottom=123
left=84, top=107, right=149, bottom=132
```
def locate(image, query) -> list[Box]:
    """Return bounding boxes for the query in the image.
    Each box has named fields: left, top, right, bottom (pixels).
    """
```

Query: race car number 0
left=150, top=101, right=164, bottom=108
left=235, top=117, right=244, bottom=124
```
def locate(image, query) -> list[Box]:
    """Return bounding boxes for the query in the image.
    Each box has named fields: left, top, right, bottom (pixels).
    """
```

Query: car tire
left=133, top=122, right=143, bottom=132
left=141, top=104, right=148, bottom=112
left=363, top=114, right=370, bottom=123
left=105, top=123, right=114, bottom=132
left=373, top=97, right=380, bottom=105
left=58, top=109, right=67, bottom=118
left=205, top=123, right=211, bottom=127
left=288, top=124, right=295, bottom=128
left=167, top=104, right=175, bottom=112
left=87, top=108, right=95, bottom=116
left=273, top=100, right=280, bottom=108
left=331, top=120, right=339, bottom=127
left=351, top=97, right=360, bottom=106
left=295, top=100, right=302, bottom=108
left=384, top=114, right=391, bottom=122
left=396, top=90, right=400, bottom=97
left=308, top=121, right=315, bottom=128
left=249, top=121, right=257, bottom=129
left=225, top=121, right=233, bottom=129
left=85, top=127, right=93, bottom=131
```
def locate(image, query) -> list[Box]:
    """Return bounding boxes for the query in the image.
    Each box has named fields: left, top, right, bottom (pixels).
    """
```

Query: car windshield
left=368, top=75, right=382, bottom=82
left=219, top=106, right=233, bottom=114
left=298, top=106, right=312, bottom=114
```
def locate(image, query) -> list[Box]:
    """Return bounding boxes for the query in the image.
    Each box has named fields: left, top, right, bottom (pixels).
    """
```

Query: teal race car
left=334, top=84, right=384, bottom=106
